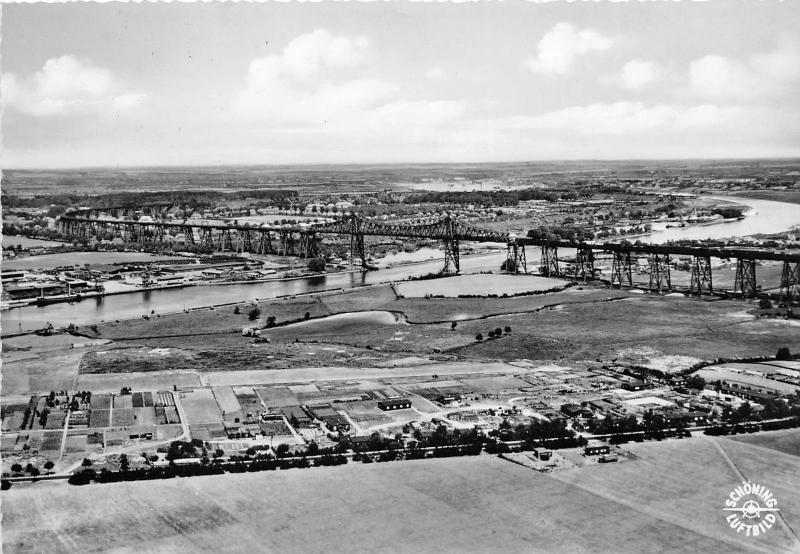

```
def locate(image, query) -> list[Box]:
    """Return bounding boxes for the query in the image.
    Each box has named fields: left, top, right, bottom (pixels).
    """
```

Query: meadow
left=3, top=442, right=789, bottom=554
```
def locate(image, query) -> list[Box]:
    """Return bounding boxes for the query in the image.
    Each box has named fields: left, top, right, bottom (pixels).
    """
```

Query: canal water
left=3, top=196, right=798, bottom=333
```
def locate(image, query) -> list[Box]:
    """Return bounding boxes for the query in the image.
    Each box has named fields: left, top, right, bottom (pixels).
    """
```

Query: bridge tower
left=780, top=261, right=800, bottom=305
left=648, top=253, right=671, bottom=292
left=733, top=258, right=758, bottom=298
left=300, top=232, right=319, bottom=259
left=611, top=251, right=633, bottom=288
left=540, top=245, right=559, bottom=277
left=442, top=238, right=460, bottom=274
left=574, top=247, right=595, bottom=281
left=241, top=229, right=253, bottom=253
left=183, top=226, right=195, bottom=245
left=504, top=240, right=527, bottom=274
left=437, top=216, right=459, bottom=274
left=689, top=256, right=713, bottom=295
left=221, top=229, right=235, bottom=251
left=279, top=231, right=297, bottom=257
left=200, top=227, right=214, bottom=250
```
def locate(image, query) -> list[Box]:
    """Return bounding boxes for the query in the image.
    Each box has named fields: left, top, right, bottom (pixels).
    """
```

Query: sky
left=2, top=1, right=800, bottom=169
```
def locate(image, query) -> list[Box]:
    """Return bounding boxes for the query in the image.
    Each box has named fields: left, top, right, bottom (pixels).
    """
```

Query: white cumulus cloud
left=686, top=40, right=800, bottom=102
left=526, top=22, right=614, bottom=76
left=2, top=55, right=146, bottom=117
left=619, top=59, right=660, bottom=90
left=507, top=101, right=740, bottom=135
left=232, top=29, right=467, bottom=139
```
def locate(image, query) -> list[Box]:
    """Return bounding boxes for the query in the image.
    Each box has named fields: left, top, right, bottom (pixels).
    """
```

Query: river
left=3, top=196, right=798, bottom=333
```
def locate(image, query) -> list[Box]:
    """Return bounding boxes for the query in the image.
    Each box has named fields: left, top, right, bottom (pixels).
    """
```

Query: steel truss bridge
left=57, top=208, right=800, bottom=303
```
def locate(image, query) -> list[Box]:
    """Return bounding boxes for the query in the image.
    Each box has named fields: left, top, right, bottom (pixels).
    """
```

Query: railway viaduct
left=57, top=207, right=800, bottom=303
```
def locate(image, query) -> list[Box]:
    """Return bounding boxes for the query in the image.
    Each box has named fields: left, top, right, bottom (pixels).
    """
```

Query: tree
left=234, top=306, right=240, bottom=315
left=119, top=454, right=129, bottom=472
left=504, top=325, right=512, bottom=335
left=81, top=458, right=93, bottom=467
left=10, top=463, right=22, bottom=473
left=306, top=441, right=320, bottom=456
left=266, top=315, right=277, bottom=328
left=307, top=257, right=327, bottom=272
left=275, top=443, right=290, bottom=457
left=475, top=333, right=483, bottom=341
left=759, top=298, right=773, bottom=310
left=777, top=347, right=792, bottom=361
left=43, top=461, right=55, bottom=470
left=304, top=312, right=311, bottom=320
left=685, top=375, right=706, bottom=390
left=494, top=327, right=502, bottom=337
left=451, top=321, right=457, bottom=331
left=248, top=307, right=261, bottom=321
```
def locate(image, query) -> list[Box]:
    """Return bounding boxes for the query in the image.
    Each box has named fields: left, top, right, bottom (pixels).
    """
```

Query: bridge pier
left=350, top=233, right=367, bottom=268
left=221, top=229, right=235, bottom=251
left=575, top=248, right=595, bottom=281
left=780, top=261, right=800, bottom=305
left=442, top=238, right=460, bottom=273
left=540, top=245, right=559, bottom=277
left=200, top=228, right=214, bottom=250
left=611, top=251, right=633, bottom=288
left=689, top=256, right=713, bottom=296
left=183, top=226, right=195, bottom=245
left=279, top=231, right=296, bottom=257
left=300, top=233, right=319, bottom=259
left=734, top=258, right=758, bottom=298
left=648, top=253, right=671, bottom=292
left=505, top=241, right=527, bottom=274
left=241, top=229, right=252, bottom=252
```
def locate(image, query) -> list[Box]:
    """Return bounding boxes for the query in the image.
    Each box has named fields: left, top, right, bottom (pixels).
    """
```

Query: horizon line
left=5, top=156, right=800, bottom=173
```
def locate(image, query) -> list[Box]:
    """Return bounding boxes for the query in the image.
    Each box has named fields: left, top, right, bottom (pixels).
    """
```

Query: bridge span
left=57, top=209, right=800, bottom=303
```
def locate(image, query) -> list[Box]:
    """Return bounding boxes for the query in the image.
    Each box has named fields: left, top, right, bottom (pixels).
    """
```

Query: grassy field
left=550, top=437, right=800, bottom=553
left=99, top=295, right=331, bottom=340
left=180, top=388, right=223, bottom=425
left=396, top=274, right=566, bottom=298
left=729, top=429, right=800, bottom=457
left=3, top=444, right=790, bottom=554
left=2, top=251, right=178, bottom=271
left=75, top=370, right=202, bottom=393
left=449, top=294, right=800, bottom=365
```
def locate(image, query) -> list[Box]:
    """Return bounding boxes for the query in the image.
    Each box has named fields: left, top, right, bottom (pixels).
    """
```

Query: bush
left=475, top=333, right=483, bottom=341
left=307, top=257, right=327, bottom=272
left=248, top=307, right=261, bottom=321
left=234, top=306, right=240, bottom=314
left=759, top=298, right=773, bottom=309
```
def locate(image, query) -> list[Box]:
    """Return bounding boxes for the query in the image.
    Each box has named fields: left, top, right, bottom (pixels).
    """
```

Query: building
left=281, top=406, right=312, bottom=427
left=561, top=403, right=583, bottom=418
left=620, top=377, right=652, bottom=392
left=378, top=398, right=412, bottom=411
left=584, top=444, right=611, bottom=456
left=308, top=404, right=351, bottom=432
left=718, top=377, right=793, bottom=403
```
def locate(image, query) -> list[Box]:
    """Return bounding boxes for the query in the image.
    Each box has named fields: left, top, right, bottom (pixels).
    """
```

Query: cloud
left=425, top=67, right=446, bottom=80
left=526, top=22, right=614, bottom=75
left=505, top=102, right=741, bottom=135
left=279, top=28, right=370, bottom=78
left=619, top=59, right=660, bottom=90
left=233, top=29, right=392, bottom=126
left=686, top=40, right=800, bottom=101
left=2, top=55, right=146, bottom=117
left=232, top=29, right=466, bottom=139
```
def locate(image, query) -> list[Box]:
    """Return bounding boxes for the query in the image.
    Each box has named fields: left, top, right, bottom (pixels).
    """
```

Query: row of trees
left=475, top=326, right=512, bottom=341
